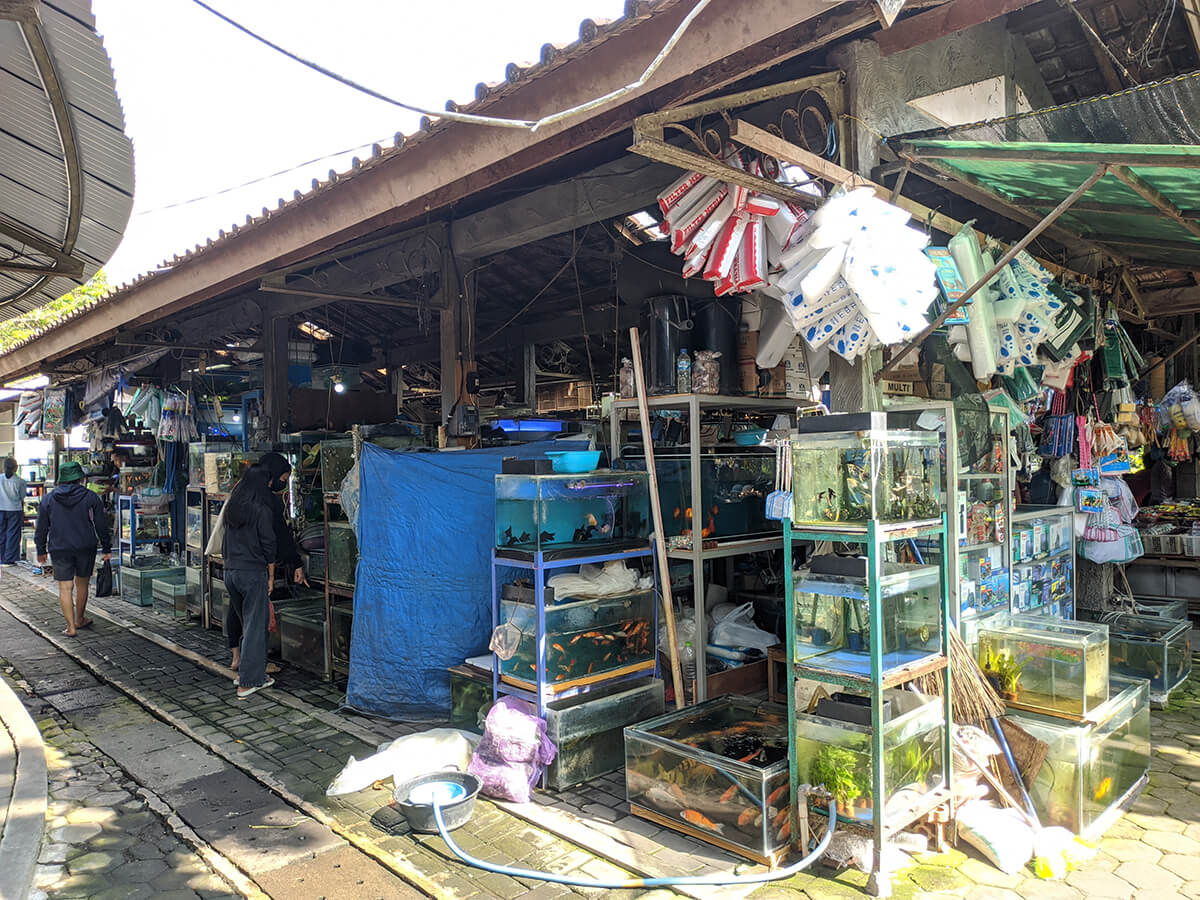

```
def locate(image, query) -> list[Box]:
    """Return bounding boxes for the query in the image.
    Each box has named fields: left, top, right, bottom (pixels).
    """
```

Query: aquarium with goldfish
left=1007, top=677, right=1150, bottom=839
left=498, top=589, right=656, bottom=690
left=495, top=472, right=650, bottom=556
left=792, top=690, right=946, bottom=829
left=977, top=615, right=1109, bottom=719
left=790, top=412, right=944, bottom=530
left=624, top=698, right=791, bottom=864
left=1104, top=613, right=1191, bottom=704
left=626, top=450, right=777, bottom=544
left=792, top=562, right=943, bottom=681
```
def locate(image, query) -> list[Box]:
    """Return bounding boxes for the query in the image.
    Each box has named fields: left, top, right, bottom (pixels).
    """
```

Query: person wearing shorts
left=34, top=461, right=111, bottom=636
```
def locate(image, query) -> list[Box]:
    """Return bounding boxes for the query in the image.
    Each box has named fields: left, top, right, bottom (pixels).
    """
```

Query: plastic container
left=692, top=351, right=721, bottom=394
left=392, top=771, right=481, bottom=833
left=545, top=450, right=601, bottom=474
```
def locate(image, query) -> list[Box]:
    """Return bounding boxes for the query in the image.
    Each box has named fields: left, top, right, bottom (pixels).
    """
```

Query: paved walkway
left=0, top=565, right=1197, bottom=899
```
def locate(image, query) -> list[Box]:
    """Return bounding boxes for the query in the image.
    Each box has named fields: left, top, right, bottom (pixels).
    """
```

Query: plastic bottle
left=619, top=358, right=635, bottom=399
left=676, top=349, right=692, bottom=394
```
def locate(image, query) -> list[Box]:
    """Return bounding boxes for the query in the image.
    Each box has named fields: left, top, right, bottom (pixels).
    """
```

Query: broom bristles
left=914, top=627, right=1005, bottom=725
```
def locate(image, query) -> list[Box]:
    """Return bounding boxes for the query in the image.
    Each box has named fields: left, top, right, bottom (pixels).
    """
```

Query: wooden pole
left=628, top=326, right=686, bottom=709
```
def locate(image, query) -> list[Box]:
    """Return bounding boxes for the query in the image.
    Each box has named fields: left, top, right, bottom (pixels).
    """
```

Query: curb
left=0, top=673, right=47, bottom=900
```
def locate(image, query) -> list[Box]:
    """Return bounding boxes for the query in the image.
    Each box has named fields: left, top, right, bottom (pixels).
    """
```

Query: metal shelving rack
left=490, top=544, right=659, bottom=718
left=323, top=494, right=354, bottom=681
left=1010, top=504, right=1076, bottom=619
left=117, top=494, right=178, bottom=565
left=784, top=514, right=953, bottom=898
left=610, top=393, right=805, bottom=701
left=184, top=485, right=207, bottom=621
left=202, top=491, right=226, bottom=630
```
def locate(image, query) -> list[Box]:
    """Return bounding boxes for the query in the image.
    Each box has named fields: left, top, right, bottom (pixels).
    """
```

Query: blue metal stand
left=117, top=493, right=179, bottom=572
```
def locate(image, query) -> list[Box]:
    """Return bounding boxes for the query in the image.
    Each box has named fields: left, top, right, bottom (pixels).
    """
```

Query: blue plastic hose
left=431, top=795, right=838, bottom=889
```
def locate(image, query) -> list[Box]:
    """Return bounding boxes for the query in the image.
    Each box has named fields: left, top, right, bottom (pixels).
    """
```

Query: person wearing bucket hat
left=35, top=460, right=111, bottom=637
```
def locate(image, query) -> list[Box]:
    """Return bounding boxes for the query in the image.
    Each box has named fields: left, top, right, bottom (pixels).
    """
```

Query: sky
left=91, top=0, right=628, bottom=286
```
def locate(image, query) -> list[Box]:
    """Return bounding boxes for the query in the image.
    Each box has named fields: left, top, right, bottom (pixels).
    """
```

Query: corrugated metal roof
left=0, top=0, right=133, bottom=318
left=0, top=0, right=686, bottom=354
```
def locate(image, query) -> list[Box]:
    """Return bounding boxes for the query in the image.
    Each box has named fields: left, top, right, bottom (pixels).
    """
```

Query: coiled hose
left=431, top=794, right=838, bottom=889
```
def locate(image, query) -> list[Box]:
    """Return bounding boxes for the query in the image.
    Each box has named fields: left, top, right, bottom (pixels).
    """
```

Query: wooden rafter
left=1109, top=166, right=1200, bottom=242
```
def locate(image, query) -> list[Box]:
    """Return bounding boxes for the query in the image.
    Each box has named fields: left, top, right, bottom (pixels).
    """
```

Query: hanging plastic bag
left=765, top=443, right=793, bottom=520
left=94, top=560, right=114, bottom=597
left=710, top=603, right=778, bottom=652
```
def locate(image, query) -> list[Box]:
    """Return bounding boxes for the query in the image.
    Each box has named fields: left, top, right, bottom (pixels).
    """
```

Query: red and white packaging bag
left=746, top=195, right=780, bottom=217
left=682, top=243, right=710, bottom=279
left=657, top=171, right=704, bottom=216
left=686, top=192, right=737, bottom=258
left=714, top=257, right=740, bottom=296
left=703, top=213, right=749, bottom=283
left=665, top=175, right=720, bottom=227
left=670, top=185, right=728, bottom=254
left=736, top=216, right=767, bottom=291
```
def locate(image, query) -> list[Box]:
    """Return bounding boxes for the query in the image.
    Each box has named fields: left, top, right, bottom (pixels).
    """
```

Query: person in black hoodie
left=222, top=465, right=277, bottom=698
left=35, top=461, right=111, bottom=636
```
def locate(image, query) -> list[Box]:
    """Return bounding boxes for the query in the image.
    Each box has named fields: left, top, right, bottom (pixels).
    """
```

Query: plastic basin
left=391, top=770, right=481, bottom=834
left=545, top=450, right=601, bottom=473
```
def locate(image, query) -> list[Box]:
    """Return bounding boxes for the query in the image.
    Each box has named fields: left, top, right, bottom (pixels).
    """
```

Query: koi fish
left=776, top=819, right=791, bottom=842
left=766, top=784, right=788, bottom=807
left=1093, top=776, right=1113, bottom=801
left=772, top=806, right=789, bottom=828
left=681, top=810, right=725, bottom=835
left=718, top=784, right=738, bottom=804
left=737, top=807, right=760, bottom=828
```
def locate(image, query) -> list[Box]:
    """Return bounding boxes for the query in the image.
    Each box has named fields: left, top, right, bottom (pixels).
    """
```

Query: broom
left=913, top=628, right=1039, bottom=822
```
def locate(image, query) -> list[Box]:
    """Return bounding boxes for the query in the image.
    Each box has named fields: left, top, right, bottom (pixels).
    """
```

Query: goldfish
left=554, top=673, right=566, bottom=682
left=719, top=784, right=738, bottom=804
left=766, top=784, right=788, bottom=807
left=737, top=749, right=762, bottom=763
left=681, top=810, right=725, bottom=835
left=776, top=819, right=791, bottom=842
left=737, top=807, right=761, bottom=828
left=772, top=806, right=789, bottom=828
left=1093, top=776, right=1113, bottom=801
left=673, top=507, right=681, bottom=519
left=586, top=662, right=595, bottom=674
left=551, top=643, right=566, bottom=654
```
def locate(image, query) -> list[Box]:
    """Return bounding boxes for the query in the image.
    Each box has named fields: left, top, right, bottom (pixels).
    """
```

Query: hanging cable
left=189, top=0, right=713, bottom=132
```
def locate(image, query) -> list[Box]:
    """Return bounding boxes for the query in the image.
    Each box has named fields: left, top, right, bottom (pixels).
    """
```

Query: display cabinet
left=117, top=494, right=178, bottom=566
left=625, top=697, right=790, bottom=865
left=495, top=472, right=650, bottom=556
left=1102, top=613, right=1191, bottom=705
left=1006, top=676, right=1149, bottom=839
left=1011, top=505, right=1075, bottom=619
left=978, top=614, right=1109, bottom=720
left=784, top=501, right=952, bottom=898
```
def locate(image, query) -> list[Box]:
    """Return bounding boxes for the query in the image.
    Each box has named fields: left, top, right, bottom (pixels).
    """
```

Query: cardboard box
left=737, top=330, right=759, bottom=367
left=932, top=382, right=951, bottom=400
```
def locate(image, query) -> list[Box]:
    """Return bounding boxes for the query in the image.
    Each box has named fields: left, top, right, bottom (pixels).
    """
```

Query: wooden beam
left=729, top=119, right=883, bottom=195
left=873, top=0, right=1040, bottom=56
left=258, top=282, right=440, bottom=310
left=1143, top=284, right=1200, bottom=317
left=902, top=144, right=1200, bottom=168
left=1109, top=166, right=1200, bottom=241
left=1011, top=198, right=1200, bottom=219
left=1120, top=269, right=1147, bottom=318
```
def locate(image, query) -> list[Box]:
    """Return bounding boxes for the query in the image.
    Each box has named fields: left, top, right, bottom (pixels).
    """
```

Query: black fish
left=518, top=531, right=531, bottom=543
left=539, top=530, right=555, bottom=544
left=503, top=526, right=520, bottom=547
left=573, top=525, right=597, bottom=542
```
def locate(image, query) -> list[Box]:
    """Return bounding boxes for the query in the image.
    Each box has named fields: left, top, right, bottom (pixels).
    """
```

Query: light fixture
left=232, top=413, right=241, bottom=423
left=332, top=373, right=346, bottom=394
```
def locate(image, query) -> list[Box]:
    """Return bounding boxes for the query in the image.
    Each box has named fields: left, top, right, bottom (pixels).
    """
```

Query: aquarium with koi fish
left=792, top=562, right=943, bottom=681
left=789, top=412, right=944, bottom=530
left=792, top=690, right=946, bottom=829
left=624, top=450, right=777, bottom=544
left=497, top=589, right=657, bottom=691
left=1006, top=676, right=1150, bottom=839
left=624, top=698, right=792, bottom=865
left=1102, top=613, right=1191, bottom=705
left=495, top=472, right=650, bottom=556
left=978, top=615, right=1109, bottom=719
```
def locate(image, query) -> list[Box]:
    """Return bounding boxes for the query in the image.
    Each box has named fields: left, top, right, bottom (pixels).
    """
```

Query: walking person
left=34, top=461, right=111, bottom=636
left=221, top=466, right=276, bottom=699
left=0, top=458, right=27, bottom=565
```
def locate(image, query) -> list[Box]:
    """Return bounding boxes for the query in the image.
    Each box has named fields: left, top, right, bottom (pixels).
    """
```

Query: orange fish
left=551, top=643, right=566, bottom=654
left=719, top=784, right=738, bottom=804
left=554, top=673, right=566, bottom=681
left=737, top=749, right=762, bottom=763
left=673, top=507, right=681, bottom=519
left=711, top=505, right=719, bottom=516
left=777, top=819, right=791, bottom=842
left=685, top=507, right=693, bottom=519
left=737, top=807, right=760, bottom=828
left=586, top=662, right=595, bottom=674
left=772, top=806, right=789, bottom=828
left=766, top=784, right=787, bottom=807
left=681, top=809, right=725, bottom=835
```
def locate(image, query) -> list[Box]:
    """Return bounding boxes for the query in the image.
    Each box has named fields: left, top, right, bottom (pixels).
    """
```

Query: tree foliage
left=0, top=270, right=110, bottom=354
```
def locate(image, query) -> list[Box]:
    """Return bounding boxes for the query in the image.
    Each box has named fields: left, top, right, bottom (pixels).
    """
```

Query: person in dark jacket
left=222, top=466, right=277, bottom=698
left=35, top=461, right=111, bottom=637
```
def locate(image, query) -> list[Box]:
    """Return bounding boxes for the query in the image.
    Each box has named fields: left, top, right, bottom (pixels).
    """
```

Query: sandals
left=237, top=676, right=275, bottom=699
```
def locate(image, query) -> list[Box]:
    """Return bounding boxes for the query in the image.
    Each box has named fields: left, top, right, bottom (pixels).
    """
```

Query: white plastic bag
left=326, top=728, right=480, bottom=795
left=710, top=603, right=778, bottom=652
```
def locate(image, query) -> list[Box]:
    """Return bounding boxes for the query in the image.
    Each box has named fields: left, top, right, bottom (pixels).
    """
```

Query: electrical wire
left=189, top=0, right=713, bottom=133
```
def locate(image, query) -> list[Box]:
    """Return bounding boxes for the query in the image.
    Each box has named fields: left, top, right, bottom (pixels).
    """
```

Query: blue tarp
left=345, top=440, right=580, bottom=720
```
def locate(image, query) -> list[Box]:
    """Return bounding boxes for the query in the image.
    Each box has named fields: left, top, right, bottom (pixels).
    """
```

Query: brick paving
left=0, top=564, right=1197, bottom=899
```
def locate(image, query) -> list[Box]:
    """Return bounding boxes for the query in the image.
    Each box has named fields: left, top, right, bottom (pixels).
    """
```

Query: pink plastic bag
left=467, top=696, right=557, bottom=803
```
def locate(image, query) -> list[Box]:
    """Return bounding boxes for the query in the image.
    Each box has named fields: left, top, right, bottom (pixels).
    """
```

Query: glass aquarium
left=627, top=450, right=777, bottom=544
left=498, top=589, right=656, bottom=690
left=1007, top=677, right=1150, bottom=839
left=188, top=443, right=206, bottom=487
left=330, top=603, right=353, bottom=669
left=186, top=505, right=203, bottom=551
left=321, top=438, right=354, bottom=494
left=977, top=615, right=1108, bottom=719
left=625, top=698, right=791, bottom=864
left=1104, top=613, right=1191, bottom=704
left=792, top=562, right=943, bottom=681
left=326, top=523, right=357, bottom=587
left=792, top=690, right=946, bottom=829
left=495, top=472, right=650, bottom=555
left=790, top=412, right=944, bottom=529
left=118, top=467, right=155, bottom=495
left=1132, top=596, right=1189, bottom=620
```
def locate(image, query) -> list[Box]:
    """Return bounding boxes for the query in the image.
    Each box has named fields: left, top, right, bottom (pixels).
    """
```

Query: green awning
left=897, top=140, right=1200, bottom=268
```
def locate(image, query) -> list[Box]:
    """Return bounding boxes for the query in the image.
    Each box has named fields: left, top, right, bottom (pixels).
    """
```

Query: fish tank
left=330, top=603, right=353, bottom=670
left=498, top=589, right=656, bottom=691
left=1132, top=596, right=1189, bottom=620
left=790, top=412, right=944, bottom=529
left=205, top=451, right=261, bottom=493
left=326, top=523, right=357, bottom=587
left=494, top=472, right=650, bottom=556
left=1104, top=613, right=1191, bottom=704
left=977, top=615, right=1108, bottom=719
left=118, top=467, right=155, bottom=495
left=626, top=450, right=777, bottom=544
left=188, top=443, right=206, bottom=487
left=186, top=505, right=203, bottom=551
left=1007, top=677, right=1150, bottom=839
left=792, top=562, right=943, bottom=682
left=792, top=690, right=946, bottom=829
left=321, top=439, right=354, bottom=494
left=625, top=698, right=791, bottom=865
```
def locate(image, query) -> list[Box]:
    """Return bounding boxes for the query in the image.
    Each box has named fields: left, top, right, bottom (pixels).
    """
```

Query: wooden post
left=261, top=312, right=288, bottom=445
left=629, top=326, right=685, bottom=709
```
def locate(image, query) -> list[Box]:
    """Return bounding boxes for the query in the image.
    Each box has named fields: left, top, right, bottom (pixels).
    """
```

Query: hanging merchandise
left=1037, top=390, right=1075, bottom=458
left=42, top=388, right=67, bottom=435
left=657, top=161, right=938, bottom=361
left=158, top=391, right=200, bottom=443
left=15, top=391, right=43, bottom=439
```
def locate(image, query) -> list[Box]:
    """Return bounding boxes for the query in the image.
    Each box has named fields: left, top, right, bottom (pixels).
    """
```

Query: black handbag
left=95, top=560, right=114, bottom=597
